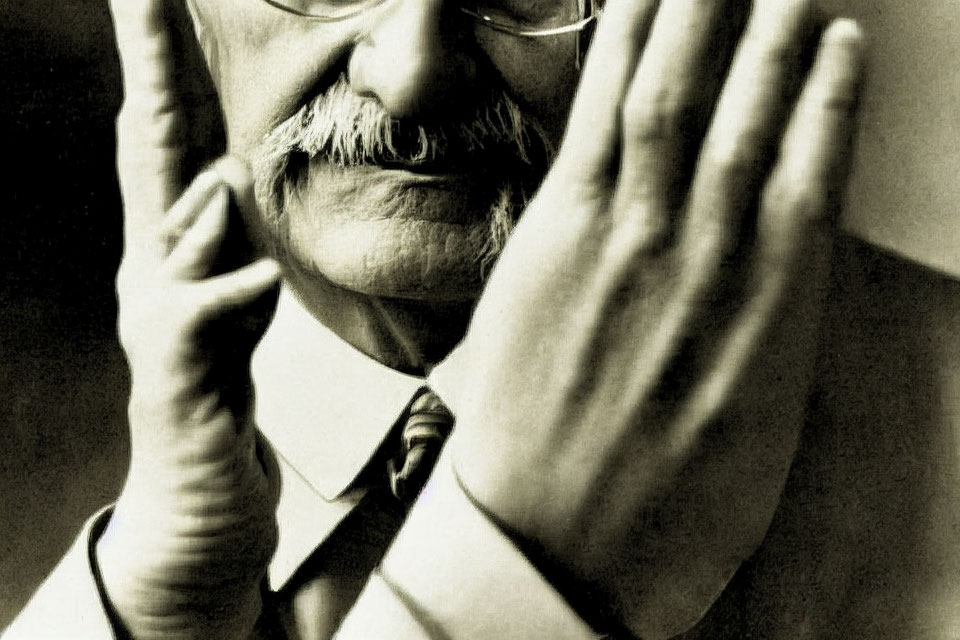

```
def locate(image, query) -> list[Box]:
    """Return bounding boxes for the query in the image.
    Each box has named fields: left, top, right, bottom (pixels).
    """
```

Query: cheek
left=480, top=36, right=580, bottom=146
left=192, top=2, right=359, bottom=156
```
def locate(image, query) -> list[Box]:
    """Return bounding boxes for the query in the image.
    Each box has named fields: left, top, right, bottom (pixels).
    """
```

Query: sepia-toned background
left=0, top=1, right=127, bottom=627
left=1, top=0, right=957, bottom=629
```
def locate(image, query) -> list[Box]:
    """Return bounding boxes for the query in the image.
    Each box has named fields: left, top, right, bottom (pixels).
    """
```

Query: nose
left=348, top=0, right=477, bottom=119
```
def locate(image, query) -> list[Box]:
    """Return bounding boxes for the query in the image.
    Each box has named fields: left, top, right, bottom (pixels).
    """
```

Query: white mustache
left=249, top=75, right=546, bottom=270
left=254, top=73, right=551, bottom=174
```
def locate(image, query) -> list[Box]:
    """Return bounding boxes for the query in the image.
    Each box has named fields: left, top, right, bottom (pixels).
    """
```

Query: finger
left=211, top=156, right=263, bottom=252
left=111, top=0, right=220, bottom=152
left=758, top=18, right=867, bottom=267
left=613, top=0, right=750, bottom=243
left=682, top=0, right=821, bottom=264
left=111, top=0, right=224, bottom=259
left=552, top=0, right=661, bottom=188
left=207, top=156, right=272, bottom=273
left=193, top=258, right=282, bottom=318
left=691, top=20, right=867, bottom=459
left=710, top=19, right=866, bottom=377
left=160, top=168, right=225, bottom=245
left=165, top=184, right=229, bottom=280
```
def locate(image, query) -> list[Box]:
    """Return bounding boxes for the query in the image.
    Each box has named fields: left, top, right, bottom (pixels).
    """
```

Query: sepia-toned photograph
left=2, top=0, right=958, bottom=638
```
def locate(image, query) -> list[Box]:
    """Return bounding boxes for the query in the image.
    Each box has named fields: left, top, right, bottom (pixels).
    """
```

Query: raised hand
left=96, top=1, right=281, bottom=638
left=444, top=0, right=866, bottom=636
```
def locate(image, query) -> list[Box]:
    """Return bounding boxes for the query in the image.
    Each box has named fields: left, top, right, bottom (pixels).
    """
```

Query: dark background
left=0, top=1, right=128, bottom=627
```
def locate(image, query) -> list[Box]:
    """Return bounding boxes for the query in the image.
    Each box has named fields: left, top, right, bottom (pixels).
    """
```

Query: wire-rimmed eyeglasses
left=259, top=0, right=602, bottom=39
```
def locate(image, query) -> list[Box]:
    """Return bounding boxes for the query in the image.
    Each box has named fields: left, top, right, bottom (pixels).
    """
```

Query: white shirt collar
left=252, top=285, right=426, bottom=502
left=252, top=286, right=471, bottom=588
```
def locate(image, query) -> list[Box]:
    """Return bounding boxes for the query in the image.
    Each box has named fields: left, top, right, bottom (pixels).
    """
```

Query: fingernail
left=826, top=18, right=865, bottom=48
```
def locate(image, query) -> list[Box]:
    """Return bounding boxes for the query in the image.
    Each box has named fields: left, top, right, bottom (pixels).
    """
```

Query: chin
left=267, top=164, right=522, bottom=302
left=286, top=217, right=494, bottom=302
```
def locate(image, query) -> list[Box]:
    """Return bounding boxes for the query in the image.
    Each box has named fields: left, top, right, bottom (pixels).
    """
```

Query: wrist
left=96, top=463, right=276, bottom=638
left=96, top=512, right=267, bottom=640
left=105, top=473, right=277, bottom=577
left=371, top=450, right=602, bottom=640
left=449, top=466, right=634, bottom=637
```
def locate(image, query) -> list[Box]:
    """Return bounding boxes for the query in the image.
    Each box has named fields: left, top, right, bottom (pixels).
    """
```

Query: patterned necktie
left=269, top=389, right=455, bottom=638
left=387, top=388, right=455, bottom=506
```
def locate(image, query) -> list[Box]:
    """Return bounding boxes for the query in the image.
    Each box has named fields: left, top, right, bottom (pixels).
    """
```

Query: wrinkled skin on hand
left=97, top=1, right=282, bottom=638
left=443, top=0, right=866, bottom=636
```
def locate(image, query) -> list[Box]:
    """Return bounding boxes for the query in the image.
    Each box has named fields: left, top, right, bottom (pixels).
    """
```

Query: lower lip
left=378, top=167, right=476, bottom=183
left=300, top=162, right=507, bottom=225
left=360, top=167, right=491, bottom=224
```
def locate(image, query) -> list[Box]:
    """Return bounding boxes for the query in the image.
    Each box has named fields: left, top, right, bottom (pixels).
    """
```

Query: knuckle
left=623, top=88, right=696, bottom=147
left=819, top=86, right=860, bottom=119
left=764, top=177, right=827, bottom=224
left=115, top=264, right=135, bottom=298
left=117, top=97, right=184, bottom=153
left=701, top=119, right=773, bottom=187
left=759, top=29, right=805, bottom=75
left=702, top=138, right=754, bottom=190
left=117, top=300, right=153, bottom=358
left=756, top=181, right=833, bottom=272
left=116, top=310, right=136, bottom=353
left=624, top=106, right=670, bottom=146
left=611, top=200, right=673, bottom=257
left=547, top=150, right=617, bottom=200
left=747, top=0, right=813, bottom=62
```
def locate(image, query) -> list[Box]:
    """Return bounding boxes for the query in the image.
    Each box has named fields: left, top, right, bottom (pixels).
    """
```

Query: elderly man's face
left=188, top=0, right=581, bottom=303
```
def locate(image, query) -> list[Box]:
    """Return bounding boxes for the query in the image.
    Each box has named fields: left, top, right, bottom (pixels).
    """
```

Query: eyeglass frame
left=258, top=0, right=602, bottom=65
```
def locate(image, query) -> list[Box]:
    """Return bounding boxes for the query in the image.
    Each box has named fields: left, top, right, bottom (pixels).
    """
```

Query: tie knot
left=388, top=389, right=454, bottom=506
